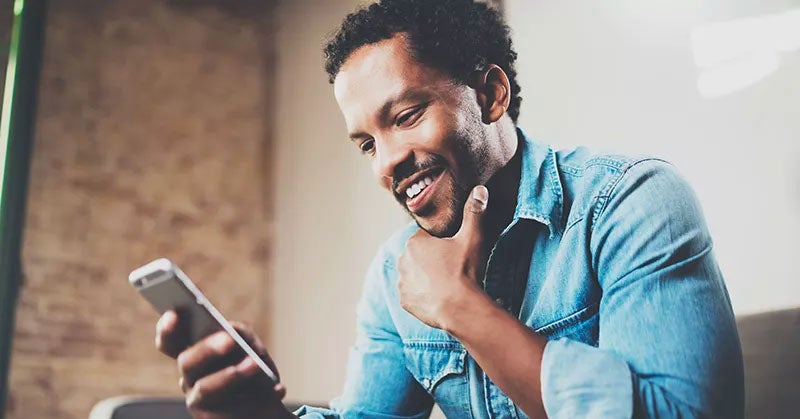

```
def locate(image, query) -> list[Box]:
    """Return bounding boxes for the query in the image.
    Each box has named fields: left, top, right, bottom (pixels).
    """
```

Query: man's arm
left=297, top=245, right=434, bottom=419
left=439, top=287, right=548, bottom=417
left=402, top=161, right=744, bottom=418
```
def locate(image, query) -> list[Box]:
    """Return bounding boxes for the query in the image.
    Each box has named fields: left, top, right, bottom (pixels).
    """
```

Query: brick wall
left=5, top=1, right=276, bottom=418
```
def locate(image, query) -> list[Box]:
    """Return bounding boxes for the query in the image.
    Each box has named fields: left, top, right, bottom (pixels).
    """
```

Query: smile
left=405, top=176, right=433, bottom=198
left=404, top=169, right=444, bottom=213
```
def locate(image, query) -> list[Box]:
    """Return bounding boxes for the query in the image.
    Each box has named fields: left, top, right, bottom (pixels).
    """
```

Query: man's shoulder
left=548, top=145, right=681, bottom=230
left=554, top=145, right=664, bottom=177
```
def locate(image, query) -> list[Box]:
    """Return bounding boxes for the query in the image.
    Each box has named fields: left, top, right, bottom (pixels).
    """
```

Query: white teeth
left=405, top=174, right=437, bottom=200
left=406, top=181, right=426, bottom=199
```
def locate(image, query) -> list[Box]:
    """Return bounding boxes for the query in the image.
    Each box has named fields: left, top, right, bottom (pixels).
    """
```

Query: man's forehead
left=333, top=35, right=453, bottom=104
left=336, top=39, right=412, bottom=96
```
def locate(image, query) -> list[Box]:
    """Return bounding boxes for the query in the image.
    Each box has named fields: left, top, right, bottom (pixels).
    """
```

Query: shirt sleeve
left=540, top=160, right=744, bottom=418
left=294, top=246, right=433, bottom=419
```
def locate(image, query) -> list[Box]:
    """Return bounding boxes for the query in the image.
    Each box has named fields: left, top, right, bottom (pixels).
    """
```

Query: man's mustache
left=391, top=156, right=447, bottom=193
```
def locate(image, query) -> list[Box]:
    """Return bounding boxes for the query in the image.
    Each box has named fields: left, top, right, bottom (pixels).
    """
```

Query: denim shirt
left=296, top=129, right=744, bottom=418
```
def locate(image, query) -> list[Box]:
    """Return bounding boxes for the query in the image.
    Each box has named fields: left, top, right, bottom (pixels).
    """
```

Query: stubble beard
left=409, top=128, right=491, bottom=238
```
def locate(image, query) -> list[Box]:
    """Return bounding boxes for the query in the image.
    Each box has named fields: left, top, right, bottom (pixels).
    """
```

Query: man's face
left=334, top=35, right=493, bottom=237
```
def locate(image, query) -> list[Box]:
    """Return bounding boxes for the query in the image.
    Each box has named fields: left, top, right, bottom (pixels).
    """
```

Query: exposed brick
left=6, top=1, right=276, bottom=418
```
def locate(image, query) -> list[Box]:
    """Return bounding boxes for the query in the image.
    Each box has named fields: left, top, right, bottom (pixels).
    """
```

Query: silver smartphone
left=129, top=258, right=278, bottom=383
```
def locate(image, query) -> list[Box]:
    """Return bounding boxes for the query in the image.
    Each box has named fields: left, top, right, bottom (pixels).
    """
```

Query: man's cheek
left=377, top=174, right=391, bottom=191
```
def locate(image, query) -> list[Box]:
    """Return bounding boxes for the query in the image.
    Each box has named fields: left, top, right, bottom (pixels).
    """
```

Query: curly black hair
left=323, top=0, right=522, bottom=123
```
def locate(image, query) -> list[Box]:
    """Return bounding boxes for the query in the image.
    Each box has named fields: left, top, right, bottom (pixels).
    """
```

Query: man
left=156, top=0, right=744, bottom=417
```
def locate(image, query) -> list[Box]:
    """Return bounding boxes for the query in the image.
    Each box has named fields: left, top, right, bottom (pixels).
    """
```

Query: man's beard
left=420, top=175, right=471, bottom=238
left=392, top=130, right=490, bottom=238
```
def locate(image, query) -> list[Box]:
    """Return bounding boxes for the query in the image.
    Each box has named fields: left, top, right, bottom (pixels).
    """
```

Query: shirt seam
left=590, top=157, right=671, bottom=232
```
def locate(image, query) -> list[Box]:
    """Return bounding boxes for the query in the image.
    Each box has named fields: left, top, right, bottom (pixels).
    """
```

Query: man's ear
left=470, top=64, right=511, bottom=124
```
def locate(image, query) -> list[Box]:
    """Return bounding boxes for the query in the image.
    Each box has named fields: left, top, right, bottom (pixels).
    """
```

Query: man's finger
left=156, top=310, right=189, bottom=358
left=455, top=185, right=489, bottom=242
left=185, top=356, right=274, bottom=412
left=177, top=331, right=244, bottom=388
left=230, top=322, right=281, bottom=382
left=274, top=383, right=288, bottom=401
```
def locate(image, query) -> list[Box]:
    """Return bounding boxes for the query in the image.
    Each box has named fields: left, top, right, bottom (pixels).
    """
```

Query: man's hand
left=156, top=311, right=296, bottom=419
left=398, top=185, right=490, bottom=330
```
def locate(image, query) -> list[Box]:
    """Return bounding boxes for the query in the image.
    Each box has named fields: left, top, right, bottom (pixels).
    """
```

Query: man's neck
left=483, top=130, right=523, bottom=243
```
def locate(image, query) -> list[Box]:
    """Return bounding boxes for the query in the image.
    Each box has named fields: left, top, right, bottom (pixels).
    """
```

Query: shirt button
left=422, top=378, right=431, bottom=389
left=495, top=297, right=505, bottom=306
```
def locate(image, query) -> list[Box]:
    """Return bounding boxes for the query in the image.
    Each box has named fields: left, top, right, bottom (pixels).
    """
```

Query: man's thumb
left=458, top=185, right=489, bottom=239
left=468, top=185, right=489, bottom=214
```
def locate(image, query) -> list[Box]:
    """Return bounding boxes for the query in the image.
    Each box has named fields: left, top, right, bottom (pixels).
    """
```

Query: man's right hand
left=155, top=310, right=297, bottom=419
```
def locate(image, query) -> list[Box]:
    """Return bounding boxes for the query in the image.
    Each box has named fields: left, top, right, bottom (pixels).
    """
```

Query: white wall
left=271, top=0, right=408, bottom=405
left=505, top=0, right=800, bottom=315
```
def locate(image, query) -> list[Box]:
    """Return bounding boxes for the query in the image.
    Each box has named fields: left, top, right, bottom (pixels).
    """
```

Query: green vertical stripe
left=0, top=0, right=25, bottom=209
left=0, top=0, right=44, bottom=416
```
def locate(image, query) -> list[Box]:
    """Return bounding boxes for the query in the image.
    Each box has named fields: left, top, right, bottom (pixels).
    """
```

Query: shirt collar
left=513, top=127, right=565, bottom=237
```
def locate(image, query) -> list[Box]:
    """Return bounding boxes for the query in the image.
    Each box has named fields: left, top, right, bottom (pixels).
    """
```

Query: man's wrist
left=439, top=284, right=498, bottom=336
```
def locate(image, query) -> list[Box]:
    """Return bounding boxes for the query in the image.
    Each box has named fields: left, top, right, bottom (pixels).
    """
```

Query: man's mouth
left=401, top=168, right=444, bottom=213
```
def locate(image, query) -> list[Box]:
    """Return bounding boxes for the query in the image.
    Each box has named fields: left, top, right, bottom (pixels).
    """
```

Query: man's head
left=325, top=0, right=521, bottom=237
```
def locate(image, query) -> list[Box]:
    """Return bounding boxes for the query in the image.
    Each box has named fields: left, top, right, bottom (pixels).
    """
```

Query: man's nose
left=374, top=137, right=412, bottom=184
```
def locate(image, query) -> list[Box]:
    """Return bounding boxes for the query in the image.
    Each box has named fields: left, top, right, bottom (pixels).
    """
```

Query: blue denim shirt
left=296, top=129, right=744, bottom=418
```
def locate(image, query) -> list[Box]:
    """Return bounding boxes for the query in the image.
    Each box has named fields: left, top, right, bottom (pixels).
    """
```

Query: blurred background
left=0, top=0, right=797, bottom=418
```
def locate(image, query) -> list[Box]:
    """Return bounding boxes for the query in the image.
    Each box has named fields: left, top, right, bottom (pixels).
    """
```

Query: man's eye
left=359, top=139, right=375, bottom=154
left=396, top=105, right=424, bottom=127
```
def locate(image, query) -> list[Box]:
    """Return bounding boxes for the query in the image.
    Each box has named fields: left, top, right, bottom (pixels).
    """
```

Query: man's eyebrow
left=379, top=88, right=429, bottom=121
left=347, top=88, right=431, bottom=141
left=348, top=131, right=369, bottom=141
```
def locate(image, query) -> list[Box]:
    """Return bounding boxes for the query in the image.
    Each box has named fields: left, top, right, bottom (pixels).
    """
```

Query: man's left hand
left=398, top=185, right=491, bottom=330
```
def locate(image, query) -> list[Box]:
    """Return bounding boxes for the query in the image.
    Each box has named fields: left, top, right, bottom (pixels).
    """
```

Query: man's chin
left=412, top=213, right=461, bottom=238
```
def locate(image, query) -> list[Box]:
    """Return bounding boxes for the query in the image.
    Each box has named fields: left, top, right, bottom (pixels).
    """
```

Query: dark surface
left=737, top=307, right=800, bottom=419
left=99, top=398, right=311, bottom=419
left=108, top=400, right=192, bottom=419
left=1, top=0, right=15, bottom=96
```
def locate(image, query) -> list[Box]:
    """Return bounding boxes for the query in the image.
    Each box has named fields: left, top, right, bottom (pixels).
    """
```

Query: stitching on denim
left=403, top=340, right=463, bottom=350
left=403, top=346, right=467, bottom=390
left=563, top=215, right=585, bottom=234
left=546, top=148, right=564, bottom=237
left=559, top=164, right=582, bottom=176
left=590, top=158, right=672, bottom=233
left=534, top=302, right=599, bottom=335
left=584, top=155, right=629, bottom=169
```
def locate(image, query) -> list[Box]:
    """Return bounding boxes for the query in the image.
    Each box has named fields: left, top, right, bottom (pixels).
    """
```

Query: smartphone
left=129, top=258, right=278, bottom=383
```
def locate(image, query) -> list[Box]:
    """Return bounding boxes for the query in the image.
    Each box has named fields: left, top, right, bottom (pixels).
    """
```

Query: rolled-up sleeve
left=294, top=245, right=432, bottom=419
left=541, top=160, right=744, bottom=418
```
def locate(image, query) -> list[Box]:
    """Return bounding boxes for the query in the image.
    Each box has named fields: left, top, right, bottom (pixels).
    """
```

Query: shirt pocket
left=533, top=302, right=600, bottom=345
left=403, top=341, right=471, bottom=416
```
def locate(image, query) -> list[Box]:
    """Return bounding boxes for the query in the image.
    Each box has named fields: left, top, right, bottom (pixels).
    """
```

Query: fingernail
left=158, top=311, right=175, bottom=332
left=208, top=333, right=230, bottom=351
left=472, top=185, right=488, bottom=206
left=156, top=315, right=167, bottom=333
left=236, top=356, right=258, bottom=375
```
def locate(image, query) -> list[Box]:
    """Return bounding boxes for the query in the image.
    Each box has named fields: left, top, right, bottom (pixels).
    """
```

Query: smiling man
left=155, top=1, right=744, bottom=418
